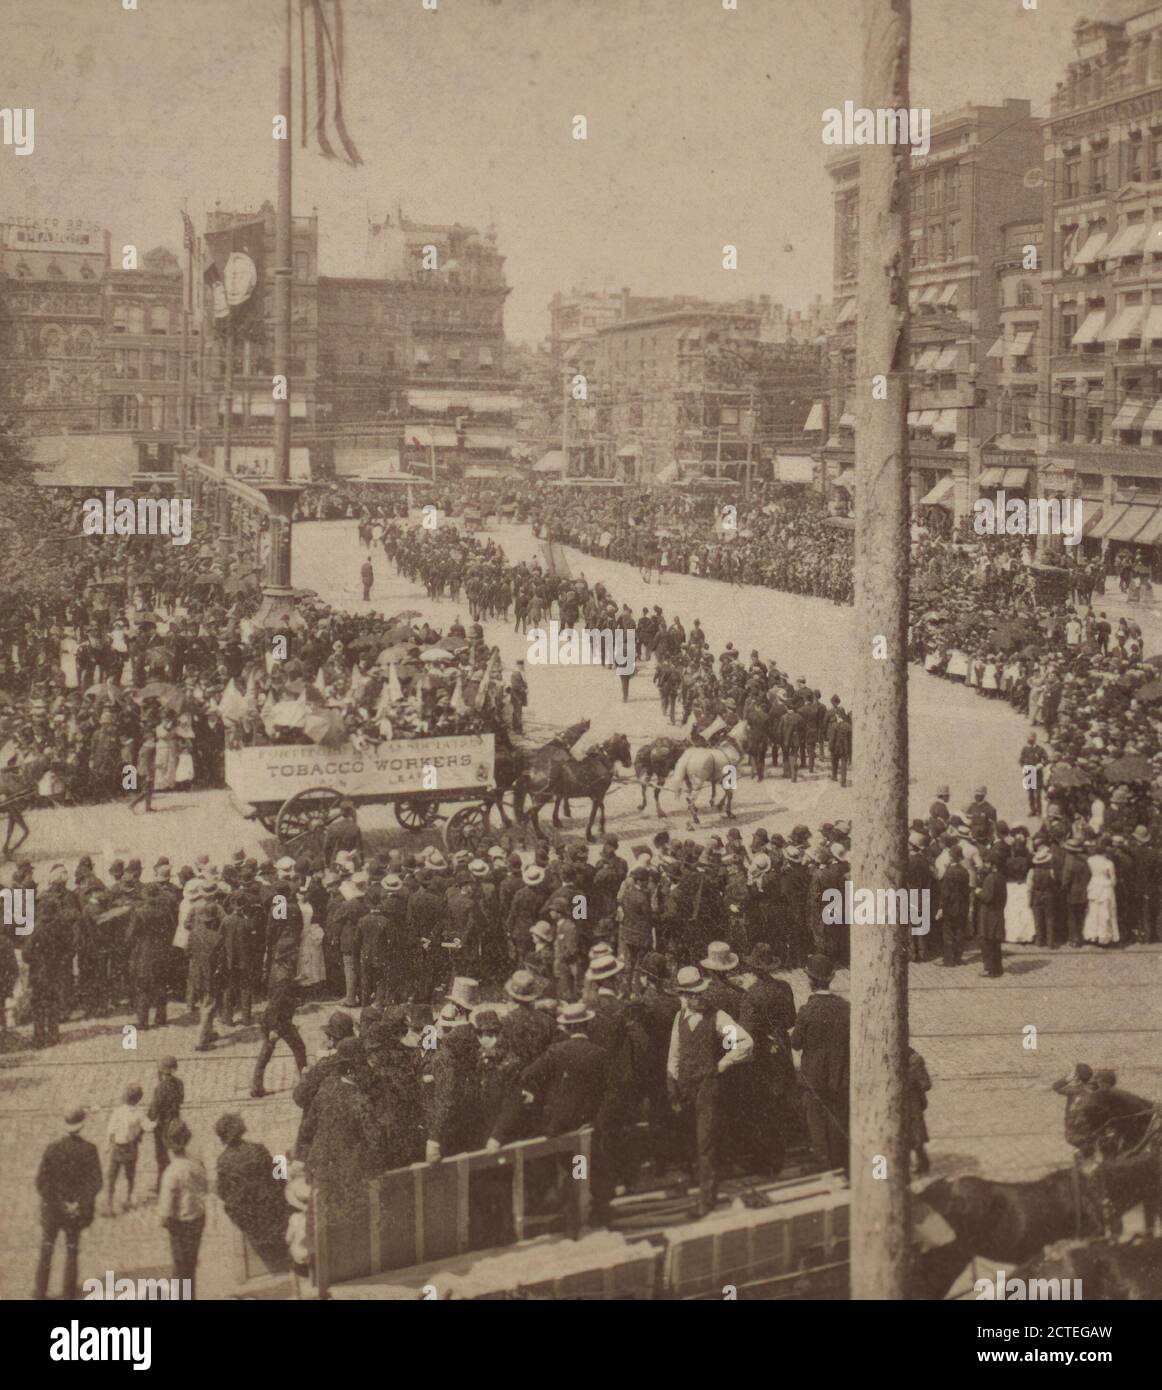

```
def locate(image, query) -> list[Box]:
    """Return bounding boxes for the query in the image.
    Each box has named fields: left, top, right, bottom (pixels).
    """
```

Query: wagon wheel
left=276, top=786, right=344, bottom=853
left=256, top=810, right=279, bottom=835
left=394, top=798, right=441, bottom=832
left=444, top=803, right=489, bottom=856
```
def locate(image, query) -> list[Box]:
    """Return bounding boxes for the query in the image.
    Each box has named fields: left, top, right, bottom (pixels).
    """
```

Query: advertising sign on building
left=3, top=217, right=104, bottom=253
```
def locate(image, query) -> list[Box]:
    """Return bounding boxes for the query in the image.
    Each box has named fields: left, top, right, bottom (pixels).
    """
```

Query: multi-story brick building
left=0, top=216, right=107, bottom=433
left=1041, top=1, right=1162, bottom=568
left=593, top=299, right=821, bottom=484
left=822, top=99, right=1041, bottom=522
left=100, top=245, right=186, bottom=446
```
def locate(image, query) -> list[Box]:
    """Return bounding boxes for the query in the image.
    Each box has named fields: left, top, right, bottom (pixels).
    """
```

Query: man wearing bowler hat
left=666, top=965, right=752, bottom=1217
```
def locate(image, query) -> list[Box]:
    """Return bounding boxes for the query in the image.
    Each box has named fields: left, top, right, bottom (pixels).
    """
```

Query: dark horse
left=0, top=754, right=54, bottom=857
left=528, top=732, right=632, bottom=842
left=480, top=716, right=591, bottom=828
left=633, top=736, right=687, bottom=817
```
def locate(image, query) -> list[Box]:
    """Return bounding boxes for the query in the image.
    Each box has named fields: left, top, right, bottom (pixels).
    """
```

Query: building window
left=1092, top=151, right=1109, bottom=193
left=1016, top=280, right=1036, bottom=308
left=1085, top=403, right=1103, bottom=444
left=1060, top=307, right=1078, bottom=345
left=1059, top=392, right=1077, bottom=444
left=1128, top=135, right=1144, bottom=183
left=1012, top=393, right=1033, bottom=434
left=127, top=305, right=146, bottom=335
left=150, top=305, right=170, bottom=335
left=1064, top=156, right=1080, bottom=199
left=294, top=251, right=308, bottom=277
left=944, top=165, right=959, bottom=207
left=149, top=350, right=166, bottom=381
left=113, top=304, right=128, bottom=334
left=946, top=220, right=960, bottom=260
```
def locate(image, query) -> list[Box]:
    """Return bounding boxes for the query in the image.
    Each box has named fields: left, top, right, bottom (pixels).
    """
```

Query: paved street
left=2, top=515, right=1160, bottom=1299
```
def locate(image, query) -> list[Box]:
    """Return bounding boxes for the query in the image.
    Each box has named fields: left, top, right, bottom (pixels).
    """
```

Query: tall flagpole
left=255, top=0, right=300, bottom=621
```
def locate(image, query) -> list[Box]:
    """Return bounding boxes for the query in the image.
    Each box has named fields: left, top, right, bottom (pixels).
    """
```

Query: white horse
left=664, top=737, right=743, bottom=826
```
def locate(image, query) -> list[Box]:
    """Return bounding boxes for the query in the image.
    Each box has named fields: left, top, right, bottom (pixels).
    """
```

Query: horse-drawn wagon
left=225, top=731, right=501, bottom=856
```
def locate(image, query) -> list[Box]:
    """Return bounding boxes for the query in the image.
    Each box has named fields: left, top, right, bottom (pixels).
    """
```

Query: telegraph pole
left=850, top=0, right=913, bottom=1300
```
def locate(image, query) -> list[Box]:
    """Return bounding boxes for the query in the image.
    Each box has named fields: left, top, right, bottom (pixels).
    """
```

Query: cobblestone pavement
left=3, top=517, right=1160, bottom=1298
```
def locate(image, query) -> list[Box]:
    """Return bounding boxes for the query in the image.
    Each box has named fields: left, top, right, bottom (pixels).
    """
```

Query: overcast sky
left=1, top=0, right=1101, bottom=343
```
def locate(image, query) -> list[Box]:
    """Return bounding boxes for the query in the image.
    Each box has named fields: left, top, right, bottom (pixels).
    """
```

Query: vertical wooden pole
left=850, top=0, right=913, bottom=1300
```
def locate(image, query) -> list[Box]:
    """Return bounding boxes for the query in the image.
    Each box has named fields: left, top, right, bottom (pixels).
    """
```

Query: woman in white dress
left=946, top=647, right=969, bottom=683
left=296, top=890, right=326, bottom=995
left=1083, top=840, right=1119, bottom=946
left=1005, top=834, right=1036, bottom=943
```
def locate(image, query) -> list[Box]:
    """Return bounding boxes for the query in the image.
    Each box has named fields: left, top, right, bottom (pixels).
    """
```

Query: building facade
left=100, top=245, right=186, bottom=447
left=1041, top=2, right=1162, bottom=568
left=822, top=99, right=1042, bottom=522
left=0, top=217, right=107, bottom=433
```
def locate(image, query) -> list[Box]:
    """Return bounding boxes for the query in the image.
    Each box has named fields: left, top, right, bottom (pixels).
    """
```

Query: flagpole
left=180, top=211, right=191, bottom=449
left=254, top=0, right=300, bottom=625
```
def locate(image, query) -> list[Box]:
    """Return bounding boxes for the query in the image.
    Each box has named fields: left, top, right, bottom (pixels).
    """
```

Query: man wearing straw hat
left=666, top=965, right=752, bottom=1217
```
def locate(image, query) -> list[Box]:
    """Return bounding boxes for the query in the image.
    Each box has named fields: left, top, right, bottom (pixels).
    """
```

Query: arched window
left=42, top=325, right=64, bottom=356
left=150, top=304, right=170, bottom=335
left=1016, top=280, right=1036, bottom=308
left=127, top=305, right=146, bottom=335
left=75, top=328, right=96, bottom=357
left=113, top=304, right=129, bottom=334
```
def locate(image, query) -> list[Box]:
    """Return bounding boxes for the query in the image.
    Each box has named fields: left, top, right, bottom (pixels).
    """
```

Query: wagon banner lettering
left=226, top=735, right=495, bottom=805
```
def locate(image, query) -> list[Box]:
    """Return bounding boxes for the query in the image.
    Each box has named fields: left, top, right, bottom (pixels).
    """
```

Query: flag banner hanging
left=202, top=218, right=265, bottom=341
left=302, top=0, right=363, bottom=167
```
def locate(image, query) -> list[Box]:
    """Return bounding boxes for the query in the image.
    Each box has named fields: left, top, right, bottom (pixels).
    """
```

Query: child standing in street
left=105, top=1083, right=149, bottom=1212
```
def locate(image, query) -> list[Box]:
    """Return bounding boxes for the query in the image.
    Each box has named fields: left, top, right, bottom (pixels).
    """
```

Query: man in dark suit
left=1061, top=837, right=1091, bottom=948
left=250, top=975, right=306, bottom=1098
left=975, top=845, right=1009, bottom=978
left=1130, top=824, right=1160, bottom=944
left=521, top=1001, right=610, bottom=1135
left=791, top=954, right=849, bottom=1175
left=323, top=802, right=363, bottom=866
left=939, top=843, right=971, bottom=966
left=214, top=1112, right=290, bottom=1268
left=736, top=943, right=797, bottom=1175
left=779, top=703, right=804, bottom=782
left=34, top=1106, right=103, bottom=1300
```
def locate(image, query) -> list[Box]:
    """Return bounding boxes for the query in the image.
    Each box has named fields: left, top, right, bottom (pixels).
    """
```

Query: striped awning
left=1101, top=305, right=1144, bottom=342
left=1112, top=397, right=1149, bottom=431
left=917, top=409, right=939, bottom=428
left=978, top=467, right=1005, bottom=488
left=839, top=412, right=856, bottom=429
left=835, top=298, right=856, bottom=325
left=1007, top=331, right=1036, bottom=357
left=1072, top=309, right=1107, bottom=346
left=934, top=345, right=960, bottom=371
left=1104, top=221, right=1147, bottom=261
left=918, top=284, right=941, bottom=305
left=1143, top=399, right=1162, bottom=432
left=1106, top=504, right=1158, bottom=543
left=1071, top=230, right=1108, bottom=267
left=914, top=346, right=940, bottom=372
left=985, top=336, right=1006, bottom=358
left=1002, top=468, right=1030, bottom=489
left=833, top=468, right=855, bottom=491
left=803, top=401, right=825, bottom=432
left=1134, top=509, right=1162, bottom=545
left=933, top=409, right=958, bottom=436
left=937, top=283, right=958, bottom=306
left=918, top=475, right=955, bottom=507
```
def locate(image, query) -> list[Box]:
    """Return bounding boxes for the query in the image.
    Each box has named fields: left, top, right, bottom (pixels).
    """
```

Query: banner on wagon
left=226, top=734, right=494, bottom=804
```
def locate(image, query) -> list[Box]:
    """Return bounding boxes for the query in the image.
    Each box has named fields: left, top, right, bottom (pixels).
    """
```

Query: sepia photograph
left=0, top=0, right=1160, bottom=1351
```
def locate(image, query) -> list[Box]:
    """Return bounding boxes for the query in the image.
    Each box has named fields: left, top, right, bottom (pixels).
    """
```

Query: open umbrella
left=348, top=633, right=387, bottom=653
left=420, top=648, right=454, bottom=663
left=377, top=643, right=413, bottom=664
left=1136, top=681, right=1162, bottom=704
left=387, top=610, right=423, bottom=625
left=384, top=625, right=417, bottom=643
left=1102, top=754, right=1154, bottom=784
left=442, top=636, right=470, bottom=652
left=135, top=681, right=180, bottom=703
left=131, top=610, right=160, bottom=625
left=1047, top=762, right=1086, bottom=789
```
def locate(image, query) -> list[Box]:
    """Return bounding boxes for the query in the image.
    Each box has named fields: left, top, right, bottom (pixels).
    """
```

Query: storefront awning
left=1106, top=503, right=1158, bottom=543
left=1081, top=505, right=1103, bottom=535
left=1112, top=397, right=1149, bottom=431
left=838, top=412, right=856, bottom=429
left=616, top=442, right=642, bottom=458
left=1144, top=223, right=1162, bottom=258
left=803, top=401, right=825, bottom=432
left=914, top=346, right=940, bottom=372
left=1002, top=467, right=1030, bottom=489
left=533, top=450, right=565, bottom=473
left=835, top=298, right=856, bottom=324
left=1091, top=505, right=1131, bottom=540
left=907, top=411, right=920, bottom=427
left=1007, top=331, right=1036, bottom=357
left=937, top=283, right=958, bottom=306
left=978, top=467, right=1005, bottom=488
left=1143, top=398, right=1162, bottom=432
left=1072, top=309, right=1107, bottom=346
left=1133, top=508, right=1162, bottom=545
left=1145, top=306, right=1162, bottom=340
left=918, top=475, right=955, bottom=507
left=1104, top=221, right=1147, bottom=261
left=1072, top=230, right=1108, bottom=267
left=654, top=460, right=680, bottom=484
left=934, top=345, right=960, bottom=371
left=917, top=409, right=939, bottom=428
left=985, top=336, right=1006, bottom=358
left=833, top=468, right=855, bottom=491
left=1102, top=305, right=1144, bottom=341
left=918, top=284, right=940, bottom=305
left=933, top=409, right=958, bottom=436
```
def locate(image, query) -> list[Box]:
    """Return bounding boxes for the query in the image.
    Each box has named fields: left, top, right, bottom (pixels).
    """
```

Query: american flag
left=301, top=0, right=363, bottom=167
left=180, top=209, right=195, bottom=251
